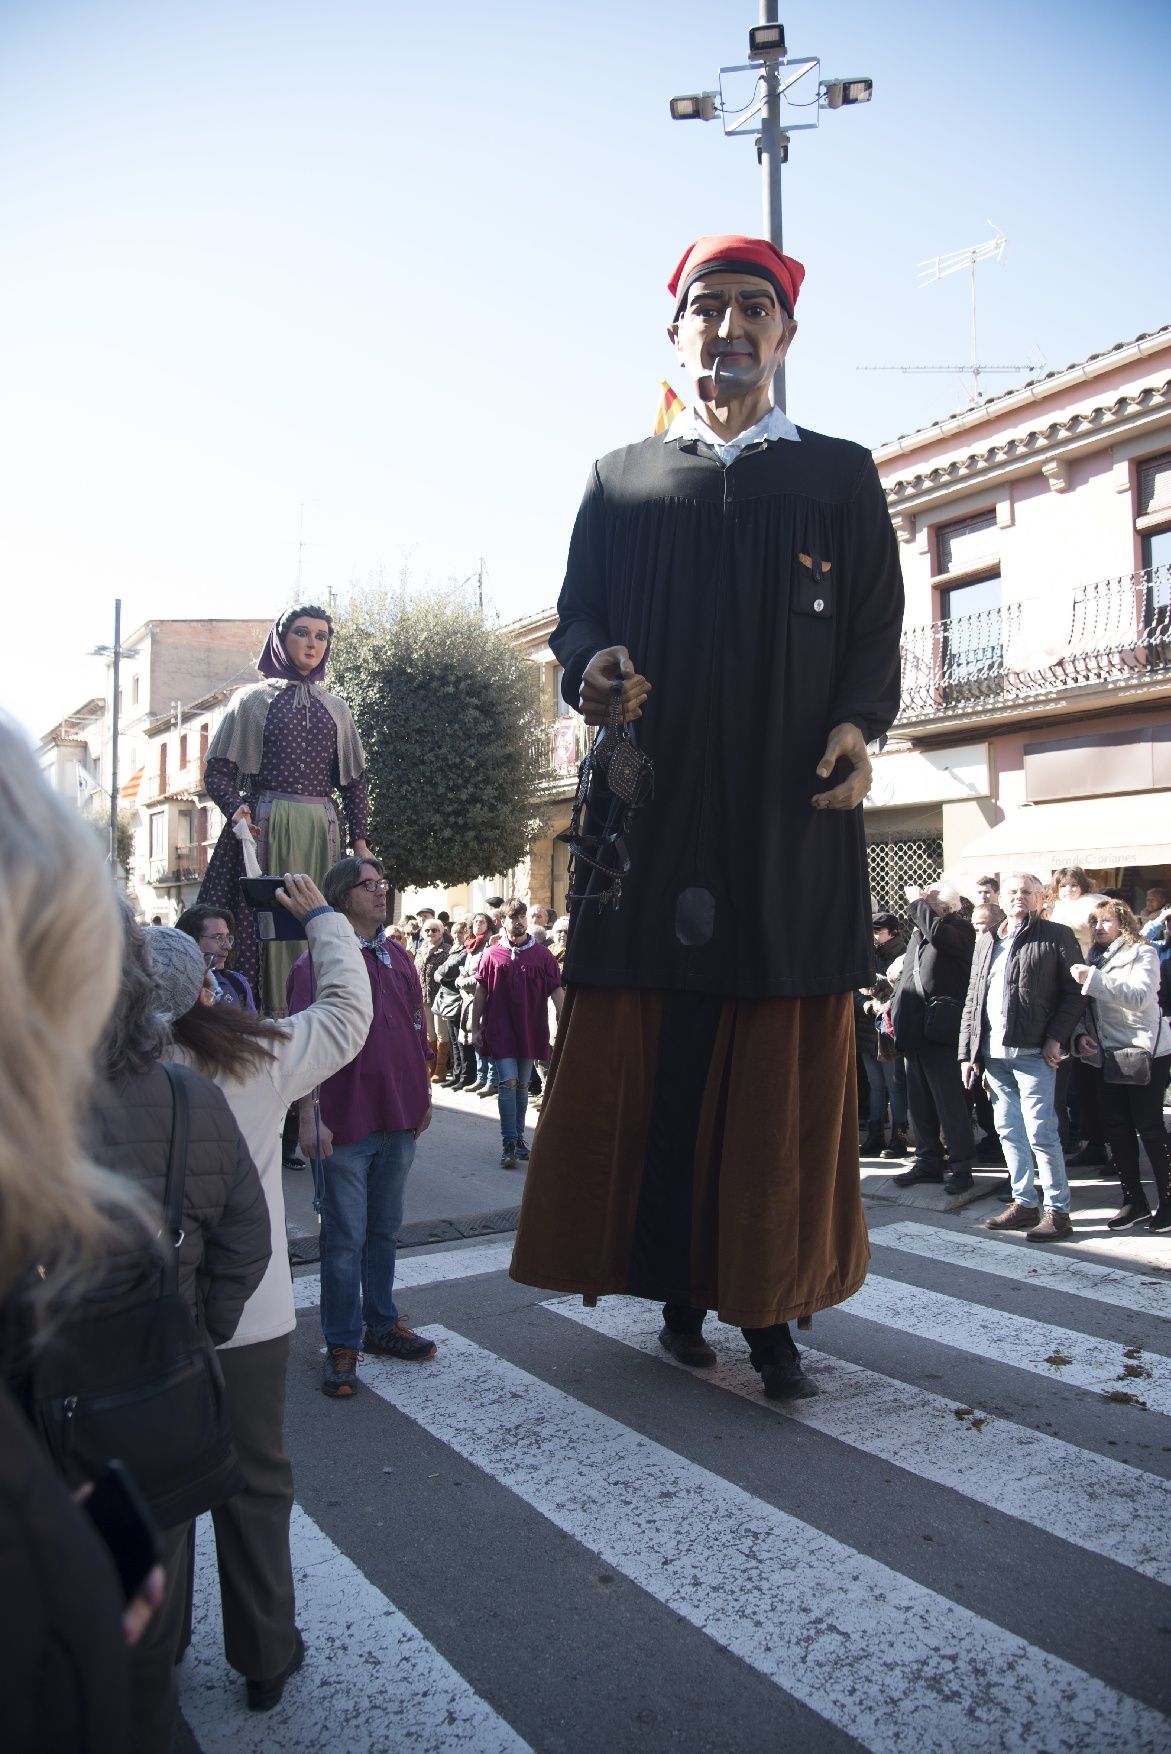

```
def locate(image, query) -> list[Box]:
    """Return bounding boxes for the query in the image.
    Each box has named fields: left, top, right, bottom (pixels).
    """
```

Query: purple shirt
left=476, top=940, right=563, bottom=1060
left=287, top=933, right=429, bottom=1143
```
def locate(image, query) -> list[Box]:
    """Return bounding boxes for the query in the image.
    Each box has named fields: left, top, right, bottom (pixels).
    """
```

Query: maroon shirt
left=287, top=934, right=429, bottom=1143
left=476, top=940, right=563, bottom=1060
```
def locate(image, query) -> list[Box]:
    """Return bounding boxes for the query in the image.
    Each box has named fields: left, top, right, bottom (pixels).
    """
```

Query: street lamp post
left=669, top=11, right=873, bottom=411
left=89, top=597, right=140, bottom=874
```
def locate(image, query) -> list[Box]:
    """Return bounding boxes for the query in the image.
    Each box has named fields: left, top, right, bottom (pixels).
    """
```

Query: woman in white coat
left=1071, top=897, right=1171, bottom=1233
left=156, top=874, right=372, bottom=1710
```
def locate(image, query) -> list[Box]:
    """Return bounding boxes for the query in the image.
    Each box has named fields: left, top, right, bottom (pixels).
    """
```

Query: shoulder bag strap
left=159, top=1063, right=191, bottom=1299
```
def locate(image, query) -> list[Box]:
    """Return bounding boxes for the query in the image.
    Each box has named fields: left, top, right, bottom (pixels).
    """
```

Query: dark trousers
left=128, top=1518, right=191, bottom=1754
left=1098, top=1056, right=1171, bottom=1204
left=905, top=1039, right=975, bottom=1170
left=212, top=1335, right=297, bottom=1681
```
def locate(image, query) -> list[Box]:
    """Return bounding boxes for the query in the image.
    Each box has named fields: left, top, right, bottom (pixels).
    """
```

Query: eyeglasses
left=425, top=925, right=443, bottom=934
left=354, top=879, right=389, bottom=895
left=203, top=931, right=233, bottom=947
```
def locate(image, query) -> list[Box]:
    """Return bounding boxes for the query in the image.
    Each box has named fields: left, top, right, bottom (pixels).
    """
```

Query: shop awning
left=956, top=792, right=1171, bottom=874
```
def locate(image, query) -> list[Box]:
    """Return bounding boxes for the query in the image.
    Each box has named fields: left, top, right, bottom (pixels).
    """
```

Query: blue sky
left=4, top=0, right=1169, bottom=734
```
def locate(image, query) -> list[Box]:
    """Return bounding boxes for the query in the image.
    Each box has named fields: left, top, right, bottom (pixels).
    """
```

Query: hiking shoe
left=500, top=1141, right=517, bottom=1168
left=322, top=1346, right=359, bottom=1397
left=512, top=1136, right=530, bottom=1161
left=1026, top=1209, right=1074, bottom=1242
left=984, top=1201, right=1040, bottom=1231
left=246, top=1629, right=305, bottom=1711
left=658, top=1325, right=717, bottom=1368
left=363, top=1321, right=437, bottom=1362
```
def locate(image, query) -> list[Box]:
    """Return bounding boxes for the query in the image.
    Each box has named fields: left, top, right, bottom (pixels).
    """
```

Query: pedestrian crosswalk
left=182, top=1218, right=1171, bottom=1752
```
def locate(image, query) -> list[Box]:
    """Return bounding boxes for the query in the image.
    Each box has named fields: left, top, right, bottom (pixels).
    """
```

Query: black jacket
left=890, top=900, right=975, bottom=1052
left=0, top=1383, right=130, bottom=1753
left=553, top=429, right=904, bottom=998
left=958, top=916, right=1085, bottom=1064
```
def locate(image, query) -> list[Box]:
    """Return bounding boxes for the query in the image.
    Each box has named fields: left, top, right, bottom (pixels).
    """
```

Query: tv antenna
left=859, top=223, right=1042, bottom=402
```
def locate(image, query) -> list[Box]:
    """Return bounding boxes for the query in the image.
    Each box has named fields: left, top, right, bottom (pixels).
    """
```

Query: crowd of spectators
left=7, top=682, right=1169, bottom=1752
left=857, top=868, right=1171, bottom=1239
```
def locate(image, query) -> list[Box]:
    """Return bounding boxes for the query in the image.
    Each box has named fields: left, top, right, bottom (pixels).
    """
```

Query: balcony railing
left=898, top=565, right=1171, bottom=722
left=146, top=846, right=205, bottom=888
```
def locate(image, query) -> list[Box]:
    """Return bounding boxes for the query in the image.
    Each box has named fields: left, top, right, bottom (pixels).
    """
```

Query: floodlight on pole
left=667, top=4, right=873, bottom=412
left=669, top=92, right=718, bottom=121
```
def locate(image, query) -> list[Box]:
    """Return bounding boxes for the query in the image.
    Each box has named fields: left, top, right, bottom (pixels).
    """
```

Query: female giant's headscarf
left=256, top=603, right=335, bottom=684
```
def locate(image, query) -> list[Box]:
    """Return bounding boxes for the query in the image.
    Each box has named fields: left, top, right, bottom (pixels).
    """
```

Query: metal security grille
left=866, top=834, right=943, bottom=913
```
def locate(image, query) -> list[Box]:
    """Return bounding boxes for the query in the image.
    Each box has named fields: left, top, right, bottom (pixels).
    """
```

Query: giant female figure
left=199, top=605, right=371, bottom=1011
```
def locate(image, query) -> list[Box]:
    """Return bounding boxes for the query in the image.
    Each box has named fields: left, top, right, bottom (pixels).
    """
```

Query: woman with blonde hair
left=1071, top=897, right=1171, bottom=1231
left=0, top=721, right=159, bottom=1753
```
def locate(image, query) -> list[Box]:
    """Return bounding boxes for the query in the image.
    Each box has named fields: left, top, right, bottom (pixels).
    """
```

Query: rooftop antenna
left=859, top=223, right=1042, bottom=402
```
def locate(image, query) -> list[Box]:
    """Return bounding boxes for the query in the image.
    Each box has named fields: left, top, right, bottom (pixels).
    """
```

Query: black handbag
left=1103, top=1047, right=1152, bottom=1086
left=30, top=1064, right=244, bottom=1529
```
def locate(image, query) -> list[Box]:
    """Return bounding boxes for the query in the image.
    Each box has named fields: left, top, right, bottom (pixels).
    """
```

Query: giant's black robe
left=553, top=426, right=904, bottom=999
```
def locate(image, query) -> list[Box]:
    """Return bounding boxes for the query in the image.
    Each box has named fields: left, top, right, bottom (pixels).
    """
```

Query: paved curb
left=287, top=1205, right=521, bottom=1265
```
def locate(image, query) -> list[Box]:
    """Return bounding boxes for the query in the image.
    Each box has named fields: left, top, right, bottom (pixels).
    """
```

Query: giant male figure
left=510, top=236, right=904, bottom=1398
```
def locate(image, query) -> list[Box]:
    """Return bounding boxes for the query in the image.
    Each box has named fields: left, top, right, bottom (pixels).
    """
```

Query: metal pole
left=109, top=597, right=121, bottom=869
left=758, top=0, right=786, bottom=411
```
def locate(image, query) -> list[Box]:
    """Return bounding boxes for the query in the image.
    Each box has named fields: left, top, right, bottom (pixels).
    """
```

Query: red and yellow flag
left=652, top=380, right=685, bottom=436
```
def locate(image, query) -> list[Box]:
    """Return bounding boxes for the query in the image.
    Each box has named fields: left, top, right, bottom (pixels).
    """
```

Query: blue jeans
left=983, top=1054, right=1070, bottom=1212
left=864, top=1054, right=908, bottom=1127
left=475, top=1049, right=495, bottom=1084
left=494, top=1056, right=533, bottom=1144
left=319, top=1130, right=416, bottom=1349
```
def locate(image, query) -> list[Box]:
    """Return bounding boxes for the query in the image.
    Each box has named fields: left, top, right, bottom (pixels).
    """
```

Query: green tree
left=329, top=586, right=547, bottom=890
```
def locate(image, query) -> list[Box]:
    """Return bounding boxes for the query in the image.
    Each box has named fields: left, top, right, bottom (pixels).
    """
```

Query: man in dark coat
left=960, top=872, right=1084, bottom=1239
left=889, top=885, right=978, bottom=1194
left=510, top=234, right=904, bottom=1400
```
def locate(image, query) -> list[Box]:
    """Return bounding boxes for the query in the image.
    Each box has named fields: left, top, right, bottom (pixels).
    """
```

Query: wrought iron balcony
left=898, top=565, right=1171, bottom=724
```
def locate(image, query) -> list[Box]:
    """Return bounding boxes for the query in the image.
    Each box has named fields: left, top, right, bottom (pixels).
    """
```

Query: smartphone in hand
left=83, top=1460, right=162, bottom=1602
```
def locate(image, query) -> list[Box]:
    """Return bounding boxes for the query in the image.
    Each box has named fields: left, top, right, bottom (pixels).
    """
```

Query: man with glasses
left=287, top=856, right=435, bottom=1397
left=176, top=903, right=255, bottom=1010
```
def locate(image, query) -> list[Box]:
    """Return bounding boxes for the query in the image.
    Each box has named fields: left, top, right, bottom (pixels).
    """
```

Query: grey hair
left=98, top=897, right=169, bottom=1079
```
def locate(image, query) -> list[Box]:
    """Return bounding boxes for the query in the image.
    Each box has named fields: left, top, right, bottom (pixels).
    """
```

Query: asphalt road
left=175, top=1097, right=1171, bottom=1754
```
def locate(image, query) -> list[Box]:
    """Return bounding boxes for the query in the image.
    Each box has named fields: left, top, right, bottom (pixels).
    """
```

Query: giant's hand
left=811, top=722, right=872, bottom=811
left=579, top=646, right=652, bottom=726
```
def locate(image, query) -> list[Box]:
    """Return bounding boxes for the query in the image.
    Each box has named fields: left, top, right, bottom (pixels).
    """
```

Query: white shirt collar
left=666, top=401, right=800, bottom=464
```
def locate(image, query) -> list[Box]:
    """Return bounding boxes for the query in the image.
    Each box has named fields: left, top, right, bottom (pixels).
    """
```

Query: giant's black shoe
left=658, top=1325, right=717, bottom=1368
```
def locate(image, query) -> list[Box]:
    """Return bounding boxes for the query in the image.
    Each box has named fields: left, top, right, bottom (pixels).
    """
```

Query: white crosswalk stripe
left=842, top=1272, right=1171, bottom=1410
left=872, top=1220, right=1171, bottom=1320
left=180, top=1505, right=531, bottom=1753
left=544, top=1293, right=1171, bottom=1586
left=292, top=1237, right=515, bottom=1309
left=358, top=1326, right=1169, bottom=1753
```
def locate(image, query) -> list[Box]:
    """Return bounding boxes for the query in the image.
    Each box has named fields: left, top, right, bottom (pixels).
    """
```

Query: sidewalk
left=283, top=1080, right=534, bottom=1261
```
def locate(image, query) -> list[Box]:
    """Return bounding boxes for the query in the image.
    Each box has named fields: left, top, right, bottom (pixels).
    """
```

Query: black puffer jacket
left=88, top=1063, right=270, bottom=1346
left=889, top=899, right=975, bottom=1052
left=959, top=916, right=1084, bottom=1064
left=0, top=1381, right=129, bottom=1753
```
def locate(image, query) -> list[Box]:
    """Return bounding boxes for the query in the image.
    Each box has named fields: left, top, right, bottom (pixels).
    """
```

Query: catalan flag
left=652, top=380, right=685, bottom=436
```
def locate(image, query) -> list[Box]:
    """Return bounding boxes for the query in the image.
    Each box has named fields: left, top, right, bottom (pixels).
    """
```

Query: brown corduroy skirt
left=509, top=985, right=869, bottom=1329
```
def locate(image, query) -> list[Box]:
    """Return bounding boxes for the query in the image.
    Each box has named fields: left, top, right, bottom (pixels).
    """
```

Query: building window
left=936, top=511, right=1002, bottom=688
left=148, top=812, right=165, bottom=861
left=199, top=722, right=209, bottom=761
left=158, top=743, right=167, bottom=795
left=935, top=510, right=999, bottom=579
left=179, top=733, right=188, bottom=769
left=553, top=665, right=573, bottom=719
left=131, top=675, right=140, bottom=706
